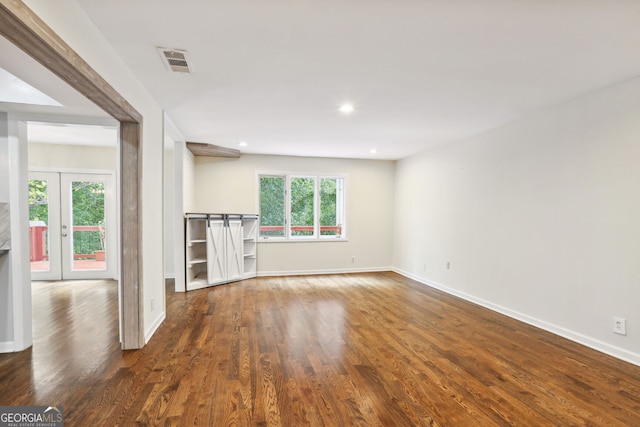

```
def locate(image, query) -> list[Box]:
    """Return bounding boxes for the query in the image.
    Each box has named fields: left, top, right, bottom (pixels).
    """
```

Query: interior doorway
left=2, top=3, right=145, bottom=349
left=29, top=171, right=116, bottom=281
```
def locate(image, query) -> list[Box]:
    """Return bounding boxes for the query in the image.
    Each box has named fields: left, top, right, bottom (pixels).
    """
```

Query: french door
left=29, top=171, right=116, bottom=280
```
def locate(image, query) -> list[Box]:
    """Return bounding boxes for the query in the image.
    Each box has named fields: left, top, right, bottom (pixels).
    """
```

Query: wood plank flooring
left=1, top=272, right=640, bottom=425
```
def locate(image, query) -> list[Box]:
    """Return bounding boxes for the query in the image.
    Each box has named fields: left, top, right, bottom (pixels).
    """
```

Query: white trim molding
left=145, top=311, right=166, bottom=344
left=258, top=266, right=391, bottom=277
left=393, top=268, right=640, bottom=368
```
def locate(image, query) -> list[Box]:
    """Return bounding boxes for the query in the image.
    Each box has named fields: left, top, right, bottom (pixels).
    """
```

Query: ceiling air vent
left=157, top=47, right=192, bottom=73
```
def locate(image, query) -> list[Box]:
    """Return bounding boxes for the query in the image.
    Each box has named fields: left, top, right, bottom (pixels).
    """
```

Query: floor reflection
left=30, top=280, right=119, bottom=402
left=313, top=300, right=346, bottom=357
left=284, top=298, right=346, bottom=360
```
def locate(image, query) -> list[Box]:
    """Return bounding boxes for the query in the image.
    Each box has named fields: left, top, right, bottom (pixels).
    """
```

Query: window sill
left=258, top=238, right=349, bottom=243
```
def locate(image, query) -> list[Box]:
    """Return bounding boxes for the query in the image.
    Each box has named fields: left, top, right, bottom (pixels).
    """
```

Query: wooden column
left=120, top=122, right=144, bottom=349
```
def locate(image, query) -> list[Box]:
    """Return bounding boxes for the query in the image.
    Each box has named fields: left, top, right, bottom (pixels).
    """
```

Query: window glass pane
left=259, top=176, right=285, bottom=237
left=320, top=178, right=342, bottom=237
left=29, top=179, right=51, bottom=272
left=290, top=177, right=315, bottom=237
left=259, top=174, right=345, bottom=241
left=71, top=180, right=106, bottom=271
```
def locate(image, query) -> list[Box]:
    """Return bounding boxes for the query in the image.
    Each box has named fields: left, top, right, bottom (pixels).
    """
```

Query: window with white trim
left=259, top=174, right=346, bottom=240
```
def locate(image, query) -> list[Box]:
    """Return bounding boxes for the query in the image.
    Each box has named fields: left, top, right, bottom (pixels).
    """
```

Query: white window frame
left=288, top=175, right=317, bottom=239
left=258, top=173, right=347, bottom=242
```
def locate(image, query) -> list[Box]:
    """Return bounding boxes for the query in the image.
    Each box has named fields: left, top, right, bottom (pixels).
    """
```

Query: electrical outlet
left=351, top=256, right=356, bottom=263
left=613, top=317, right=626, bottom=335
left=151, top=297, right=155, bottom=311
left=423, top=263, right=427, bottom=271
left=446, top=261, right=451, bottom=270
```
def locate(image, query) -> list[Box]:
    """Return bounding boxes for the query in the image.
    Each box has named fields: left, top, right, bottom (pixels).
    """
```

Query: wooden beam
left=0, top=0, right=142, bottom=123
left=187, top=142, right=241, bottom=158
left=120, top=122, right=144, bottom=349
left=1, top=0, right=145, bottom=349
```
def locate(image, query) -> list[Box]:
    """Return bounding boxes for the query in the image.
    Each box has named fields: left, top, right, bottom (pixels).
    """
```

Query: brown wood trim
left=120, top=122, right=144, bottom=349
left=0, top=0, right=141, bottom=123
left=187, top=141, right=241, bottom=158
left=1, top=0, right=145, bottom=349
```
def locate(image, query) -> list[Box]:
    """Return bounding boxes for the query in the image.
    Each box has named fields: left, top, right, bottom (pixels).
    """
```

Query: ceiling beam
left=0, top=0, right=142, bottom=123
left=187, top=142, right=241, bottom=158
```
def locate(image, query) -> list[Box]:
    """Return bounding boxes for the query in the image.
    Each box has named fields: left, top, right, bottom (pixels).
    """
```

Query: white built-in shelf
left=189, top=277, right=208, bottom=289
left=185, top=213, right=259, bottom=290
left=185, top=215, right=210, bottom=290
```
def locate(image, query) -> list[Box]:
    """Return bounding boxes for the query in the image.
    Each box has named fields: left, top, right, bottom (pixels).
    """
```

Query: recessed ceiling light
left=238, top=141, right=248, bottom=147
left=339, top=103, right=355, bottom=115
left=370, top=148, right=378, bottom=154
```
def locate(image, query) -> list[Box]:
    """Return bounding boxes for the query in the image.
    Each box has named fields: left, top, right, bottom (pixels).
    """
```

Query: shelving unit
left=242, top=215, right=258, bottom=279
left=185, top=213, right=258, bottom=291
left=185, top=214, right=209, bottom=290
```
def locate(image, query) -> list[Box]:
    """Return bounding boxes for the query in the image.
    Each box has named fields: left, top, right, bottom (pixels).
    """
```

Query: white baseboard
left=393, top=267, right=640, bottom=367
left=145, top=311, right=166, bottom=344
left=0, top=341, right=14, bottom=353
left=258, top=266, right=391, bottom=277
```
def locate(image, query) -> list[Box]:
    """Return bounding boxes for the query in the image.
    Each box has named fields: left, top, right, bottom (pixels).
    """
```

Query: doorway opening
left=2, top=2, right=145, bottom=349
left=29, top=171, right=117, bottom=281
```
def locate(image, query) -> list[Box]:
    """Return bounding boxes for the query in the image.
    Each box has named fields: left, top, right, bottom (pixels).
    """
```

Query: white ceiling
left=0, top=67, right=61, bottom=107
left=27, top=122, right=118, bottom=147
left=0, top=33, right=116, bottom=147
left=7, top=1, right=640, bottom=160
left=0, top=35, right=108, bottom=119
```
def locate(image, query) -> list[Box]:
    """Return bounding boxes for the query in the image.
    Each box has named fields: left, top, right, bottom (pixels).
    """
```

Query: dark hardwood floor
left=1, top=272, right=639, bottom=425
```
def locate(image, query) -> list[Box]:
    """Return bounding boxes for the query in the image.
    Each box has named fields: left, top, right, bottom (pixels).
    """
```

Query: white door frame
left=60, top=171, right=116, bottom=280
left=29, top=169, right=117, bottom=281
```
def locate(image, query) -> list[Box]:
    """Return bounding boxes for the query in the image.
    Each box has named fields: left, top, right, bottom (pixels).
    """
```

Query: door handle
left=62, top=232, right=68, bottom=237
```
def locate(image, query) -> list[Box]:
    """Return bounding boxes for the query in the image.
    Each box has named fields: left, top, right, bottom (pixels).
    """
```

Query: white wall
left=28, top=143, right=116, bottom=170
left=0, top=115, right=8, bottom=202
left=393, top=75, right=640, bottom=365
left=183, top=147, right=196, bottom=213
left=0, top=113, right=13, bottom=349
left=194, top=154, right=395, bottom=275
left=0, top=251, right=10, bottom=350
left=163, top=134, right=175, bottom=278
left=0, top=116, right=32, bottom=351
left=24, top=0, right=166, bottom=343
left=166, top=141, right=189, bottom=292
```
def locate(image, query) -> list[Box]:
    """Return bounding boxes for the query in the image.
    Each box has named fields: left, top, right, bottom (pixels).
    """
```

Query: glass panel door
left=29, top=172, right=61, bottom=280
left=60, top=173, right=116, bottom=280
